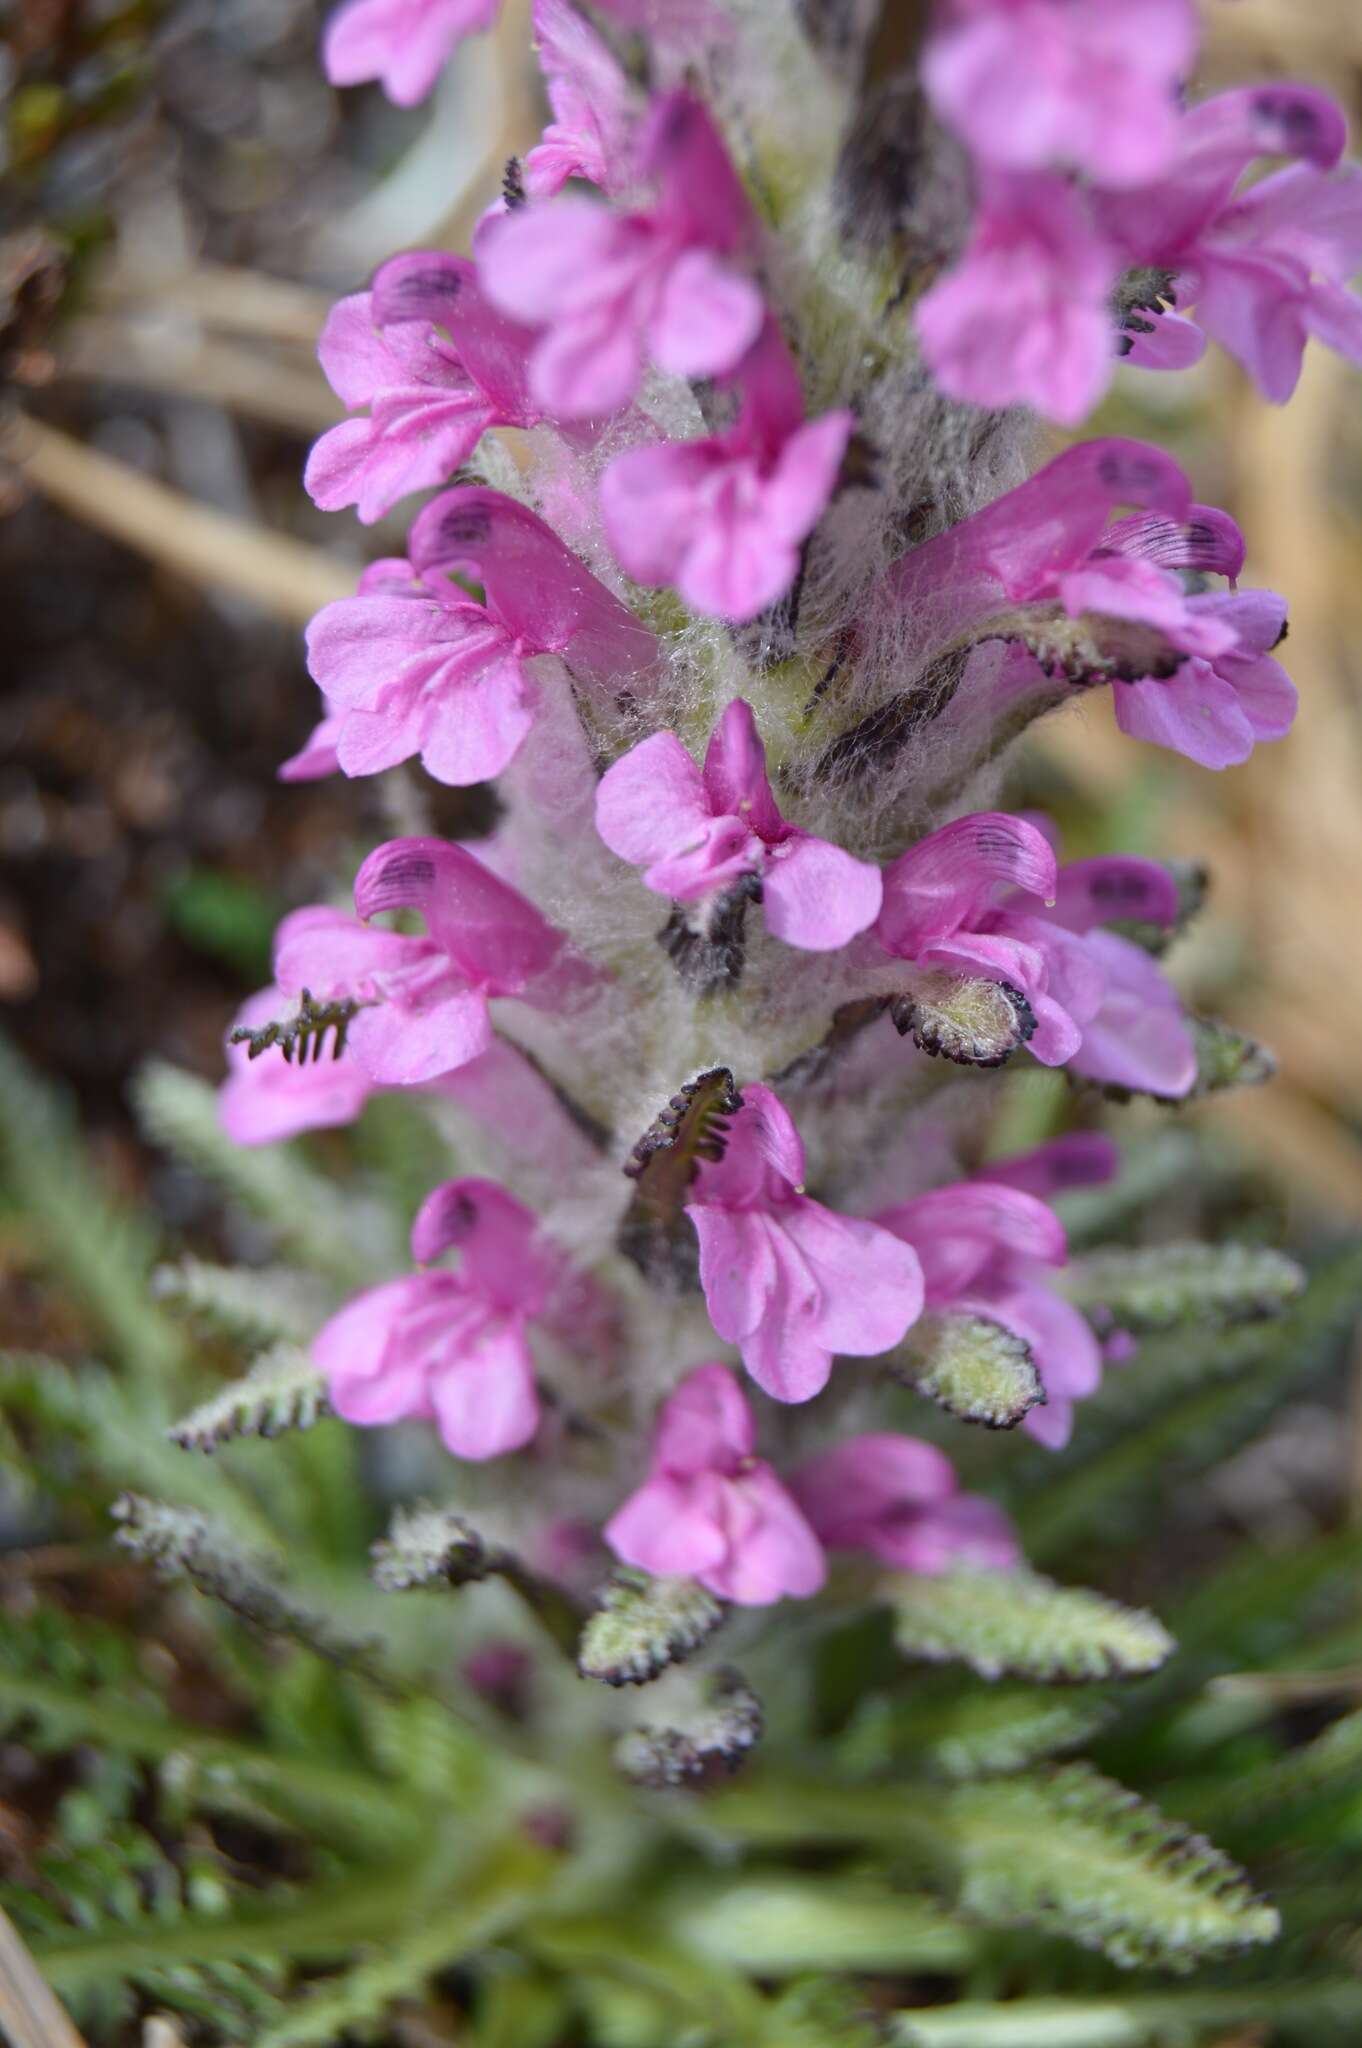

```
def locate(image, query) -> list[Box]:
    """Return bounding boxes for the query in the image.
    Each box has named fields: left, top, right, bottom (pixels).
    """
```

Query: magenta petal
left=983, top=1133, right=1120, bottom=1200
left=792, top=1434, right=956, bottom=1548
left=878, top=813, right=1058, bottom=956
left=353, top=836, right=564, bottom=991
left=884, top=1493, right=1021, bottom=1574
left=1113, top=664, right=1257, bottom=769
left=410, top=1177, right=544, bottom=1302
left=701, top=700, right=783, bottom=835
left=1047, top=856, right=1180, bottom=934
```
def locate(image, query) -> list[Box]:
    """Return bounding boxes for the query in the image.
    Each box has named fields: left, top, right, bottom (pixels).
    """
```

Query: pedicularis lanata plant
left=14, top=1, right=1362, bottom=2042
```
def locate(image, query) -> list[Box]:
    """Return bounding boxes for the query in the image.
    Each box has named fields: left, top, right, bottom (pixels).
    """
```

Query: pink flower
left=875, top=817, right=1197, bottom=1097
left=478, top=92, right=764, bottom=418
left=273, top=834, right=577, bottom=1087
left=314, top=1177, right=569, bottom=1458
left=604, top=1364, right=825, bottom=1604
left=685, top=1084, right=925, bottom=1403
left=595, top=699, right=882, bottom=951
left=923, top=0, right=1197, bottom=189
left=304, top=488, right=656, bottom=785
left=877, top=1134, right=1120, bottom=1449
left=322, top=0, right=499, bottom=105
left=218, top=986, right=376, bottom=1145
left=278, top=707, right=344, bottom=782
left=887, top=440, right=1296, bottom=765
left=305, top=254, right=539, bottom=525
left=791, top=1434, right=1019, bottom=1572
left=916, top=172, right=1117, bottom=426
left=1112, top=587, right=1296, bottom=769
left=1099, top=85, right=1362, bottom=402
left=600, top=318, right=853, bottom=620
left=523, top=0, right=635, bottom=198
left=887, top=439, right=1193, bottom=637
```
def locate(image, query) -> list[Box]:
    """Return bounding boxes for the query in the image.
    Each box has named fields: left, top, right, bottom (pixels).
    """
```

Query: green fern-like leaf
left=112, top=1493, right=388, bottom=1682
left=0, top=1030, right=183, bottom=1382
left=1062, top=1242, right=1305, bottom=1333
left=894, top=1979, right=1362, bottom=2047
left=133, top=1060, right=395, bottom=1284
left=893, top=1310, right=1044, bottom=1428
left=169, top=1344, right=332, bottom=1450
left=889, top=1566, right=1173, bottom=1683
left=153, top=1257, right=334, bottom=1347
left=877, top=1683, right=1116, bottom=1781
left=578, top=1569, right=726, bottom=1686
left=8, top=1823, right=288, bottom=2035
left=945, top=1763, right=1279, bottom=1970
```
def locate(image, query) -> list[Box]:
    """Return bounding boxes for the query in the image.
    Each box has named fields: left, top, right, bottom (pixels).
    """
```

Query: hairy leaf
left=578, top=1569, right=726, bottom=1687
left=112, top=1493, right=387, bottom=1682
left=1063, top=1242, right=1305, bottom=1333
left=889, top=1566, right=1173, bottom=1683
left=153, top=1257, right=333, bottom=1347
left=893, top=1309, right=1043, bottom=1427
left=170, top=1344, right=331, bottom=1451
left=133, top=1060, right=395, bottom=1283
left=891, top=973, right=1036, bottom=1068
left=615, top=1667, right=763, bottom=1787
left=895, top=1980, right=1362, bottom=2047
left=944, top=1764, right=1279, bottom=1970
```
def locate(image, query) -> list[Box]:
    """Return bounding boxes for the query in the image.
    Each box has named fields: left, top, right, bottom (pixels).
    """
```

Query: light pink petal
left=313, top=1275, right=421, bottom=1391
left=323, top=0, right=498, bottom=106
left=1068, top=930, right=1197, bottom=1098
left=410, top=1177, right=544, bottom=1306
left=688, top=1206, right=779, bottom=1346
left=278, top=710, right=343, bottom=783
left=777, top=1200, right=925, bottom=1358
left=649, top=247, right=765, bottom=381
left=428, top=1314, right=541, bottom=1459
left=315, top=292, right=391, bottom=407
left=690, top=1082, right=806, bottom=1209
left=273, top=905, right=421, bottom=1000
left=604, top=1471, right=728, bottom=1578
left=600, top=440, right=715, bottom=588
left=883, top=1493, right=1021, bottom=1574
left=418, top=653, right=537, bottom=786
left=762, top=833, right=884, bottom=951
left=594, top=730, right=711, bottom=867
left=880, top=1183, right=1067, bottom=1291
left=887, top=439, right=1192, bottom=621
left=1125, top=308, right=1209, bottom=372
left=706, top=1465, right=826, bottom=1604
left=1305, top=277, right=1362, bottom=368
left=652, top=1362, right=754, bottom=1475
left=477, top=197, right=631, bottom=328
left=409, top=486, right=658, bottom=682
left=1113, top=663, right=1258, bottom=769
